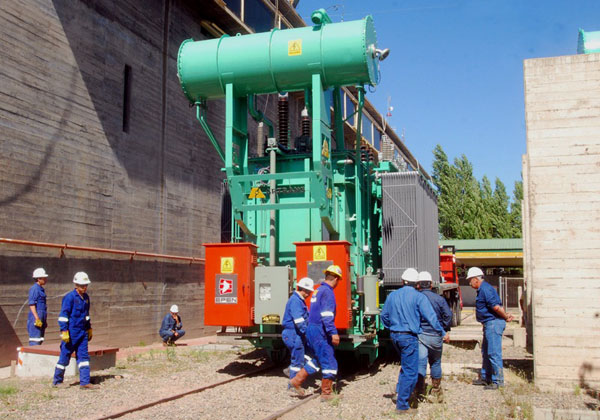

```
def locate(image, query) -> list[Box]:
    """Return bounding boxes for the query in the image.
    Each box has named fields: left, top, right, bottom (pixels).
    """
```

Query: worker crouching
left=159, top=305, right=185, bottom=346
left=284, top=277, right=320, bottom=396
left=53, top=272, right=97, bottom=389
left=305, top=265, right=342, bottom=401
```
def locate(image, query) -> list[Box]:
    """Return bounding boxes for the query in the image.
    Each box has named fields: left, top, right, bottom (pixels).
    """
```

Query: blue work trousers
left=306, top=325, right=337, bottom=379
left=282, top=329, right=319, bottom=378
left=391, top=332, right=419, bottom=411
left=160, top=329, right=185, bottom=343
left=27, top=318, right=47, bottom=346
left=418, top=333, right=443, bottom=379
left=481, top=318, right=505, bottom=385
left=53, top=333, right=91, bottom=386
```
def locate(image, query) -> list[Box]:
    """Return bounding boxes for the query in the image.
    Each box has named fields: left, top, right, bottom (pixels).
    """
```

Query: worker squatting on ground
left=304, top=264, right=342, bottom=400
left=283, top=277, right=321, bottom=396
left=415, top=271, right=452, bottom=402
left=159, top=305, right=185, bottom=346
left=467, top=267, right=514, bottom=390
left=27, top=268, right=49, bottom=346
left=381, top=268, right=446, bottom=414
left=53, top=272, right=97, bottom=389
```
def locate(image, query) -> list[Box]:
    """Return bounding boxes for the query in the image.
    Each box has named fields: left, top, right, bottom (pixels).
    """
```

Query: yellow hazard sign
left=221, top=257, right=234, bottom=273
left=326, top=187, right=332, bottom=199
left=288, top=39, right=302, bottom=56
left=313, top=245, right=327, bottom=261
left=321, top=139, right=330, bottom=158
left=248, top=187, right=266, bottom=199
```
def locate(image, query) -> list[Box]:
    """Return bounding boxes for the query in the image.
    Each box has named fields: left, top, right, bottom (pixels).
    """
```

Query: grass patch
left=0, top=385, right=18, bottom=397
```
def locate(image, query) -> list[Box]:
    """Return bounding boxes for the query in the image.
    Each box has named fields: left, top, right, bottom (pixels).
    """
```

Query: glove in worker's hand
left=331, top=334, right=340, bottom=346
left=34, top=319, right=43, bottom=328
left=60, top=331, right=70, bottom=343
left=87, top=328, right=93, bottom=342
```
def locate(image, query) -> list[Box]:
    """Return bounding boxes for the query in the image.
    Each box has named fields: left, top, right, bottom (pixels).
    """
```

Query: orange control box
left=203, top=243, right=258, bottom=327
left=294, top=241, right=352, bottom=329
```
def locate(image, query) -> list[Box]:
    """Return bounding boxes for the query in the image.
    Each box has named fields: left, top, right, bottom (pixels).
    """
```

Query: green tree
left=432, top=145, right=460, bottom=239
left=509, top=180, right=523, bottom=238
left=453, top=154, right=483, bottom=239
left=491, top=178, right=511, bottom=238
left=478, top=176, right=494, bottom=238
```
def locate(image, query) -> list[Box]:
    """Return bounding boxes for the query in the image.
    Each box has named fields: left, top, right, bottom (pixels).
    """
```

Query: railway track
left=93, top=363, right=328, bottom=420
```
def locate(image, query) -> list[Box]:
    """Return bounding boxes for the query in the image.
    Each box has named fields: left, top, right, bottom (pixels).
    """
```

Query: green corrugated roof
left=439, top=238, right=522, bottom=252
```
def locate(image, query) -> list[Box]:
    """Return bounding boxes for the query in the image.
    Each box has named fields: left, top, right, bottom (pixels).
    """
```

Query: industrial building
left=0, top=0, right=422, bottom=367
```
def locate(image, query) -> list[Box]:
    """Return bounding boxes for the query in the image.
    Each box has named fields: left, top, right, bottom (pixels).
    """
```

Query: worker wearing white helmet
left=381, top=268, right=446, bottom=414
left=414, top=271, right=452, bottom=402
left=468, top=267, right=514, bottom=390
left=27, top=268, right=49, bottom=346
left=159, top=304, right=185, bottom=346
left=305, top=264, right=343, bottom=400
left=284, top=277, right=320, bottom=396
left=53, top=272, right=97, bottom=389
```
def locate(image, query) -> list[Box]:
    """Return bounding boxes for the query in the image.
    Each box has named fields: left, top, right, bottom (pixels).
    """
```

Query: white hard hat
left=170, top=305, right=179, bottom=313
left=466, top=267, right=484, bottom=280
left=401, top=268, right=419, bottom=283
left=73, top=272, right=91, bottom=285
left=418, top=271, right=432, bottom=282
left=297, top=277, right=315, bottom=292
left=32, top=268, right=48, bottom=279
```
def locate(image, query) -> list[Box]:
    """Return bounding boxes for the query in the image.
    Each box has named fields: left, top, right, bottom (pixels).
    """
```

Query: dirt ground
left=0, top=339, right=599, bottom=420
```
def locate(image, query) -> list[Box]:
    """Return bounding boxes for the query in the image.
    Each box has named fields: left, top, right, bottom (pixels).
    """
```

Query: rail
left=0, top=237, right=205, bottom=264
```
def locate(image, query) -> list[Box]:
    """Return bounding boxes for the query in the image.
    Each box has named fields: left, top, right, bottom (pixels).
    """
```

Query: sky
left=296, top=0, right=600, bottom=194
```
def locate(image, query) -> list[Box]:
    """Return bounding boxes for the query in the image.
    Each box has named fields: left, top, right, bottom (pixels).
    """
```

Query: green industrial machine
left=178, top=9, right=394, bottom=363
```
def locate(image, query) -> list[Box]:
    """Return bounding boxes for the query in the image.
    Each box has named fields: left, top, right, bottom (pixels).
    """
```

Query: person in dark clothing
left=159, top=305, right=185, bottom=346
left=415, top=271, right=451, bottom=401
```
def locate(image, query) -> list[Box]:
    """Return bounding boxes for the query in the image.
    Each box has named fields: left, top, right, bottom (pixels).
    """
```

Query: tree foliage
left=431, top=144, right=522, bottom=239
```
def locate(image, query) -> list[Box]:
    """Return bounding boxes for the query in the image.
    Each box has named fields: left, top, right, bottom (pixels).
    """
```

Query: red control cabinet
left=294, top=241, right=352, bottom=329
left=203, top=243, right=258, bottom=327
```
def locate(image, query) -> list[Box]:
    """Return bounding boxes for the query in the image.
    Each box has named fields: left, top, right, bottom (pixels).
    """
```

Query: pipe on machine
left=177, top=10, right=382, bottom=101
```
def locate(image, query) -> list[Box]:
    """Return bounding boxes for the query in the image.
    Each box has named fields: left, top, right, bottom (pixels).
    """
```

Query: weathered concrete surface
left=523, top=53, right=600, bottom=391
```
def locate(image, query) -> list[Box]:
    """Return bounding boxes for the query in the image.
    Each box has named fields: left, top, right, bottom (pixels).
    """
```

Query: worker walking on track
left=27, top=268, right=49, bottom=346
left=381, top=268, right=446, bottom=414
left=415, top=271, right=451, bottom=402
left=468, top=267, right=514, bottom=390
left=284, top=277, right=320, bottom=396
left=52, top=272, right=97, bottom=389
left=305, top=265, right=342, bottom=400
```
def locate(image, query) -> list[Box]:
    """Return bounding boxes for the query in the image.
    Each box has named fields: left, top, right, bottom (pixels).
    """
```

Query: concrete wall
left=0, top=0, right=304, bottom=366
left=523, top=53, right=600, bottom=391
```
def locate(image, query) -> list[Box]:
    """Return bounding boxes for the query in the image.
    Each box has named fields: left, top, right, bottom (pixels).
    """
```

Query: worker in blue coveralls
left=415, top=271, right=451, bottom=402
left=305, top=264, right=342, bottom=401
left=52, top=271, right=97, bottom=389
left=285, top=277, right=320, bottom=396
left=467, top=267, right=514, bottom=390
left=381, top=268, right=446, bottom=415
left=159, top=305, right=185, bottom=346
left=27, top=268, right=49, bottom=346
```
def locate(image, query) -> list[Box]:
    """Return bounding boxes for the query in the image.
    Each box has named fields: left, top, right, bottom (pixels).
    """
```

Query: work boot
left=472, top=377, right=490, bottom=386
left=289, top=368, right=308, bottom=396
left=52, top=382, right=68, bottom=389
left=430, top=378, right=443, bottom=402
left=408, top=376, right=425, bottom=408
left=320, top=378, right=335, bottom=401
left=80, top=383, right=99, bottom=390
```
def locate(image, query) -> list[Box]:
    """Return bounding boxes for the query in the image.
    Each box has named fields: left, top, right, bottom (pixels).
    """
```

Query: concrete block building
left=523, top=52, right=600, bottom=391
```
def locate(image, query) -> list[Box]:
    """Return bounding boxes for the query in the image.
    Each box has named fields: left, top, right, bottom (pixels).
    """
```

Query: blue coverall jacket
left=53, top=289, right=92, bottom=385
left=159, top=314, right=185, bottom=343
left=27, top=283, right=47, bottom=345
left=281, top=291, right=319, bottom=377
left=420, top=289, right=453, bottom=334
left=306, top=282, right=337, bottom=379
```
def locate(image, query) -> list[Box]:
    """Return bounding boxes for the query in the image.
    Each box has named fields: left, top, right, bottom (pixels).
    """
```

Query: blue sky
left=296, top=0, right=600, bottom=194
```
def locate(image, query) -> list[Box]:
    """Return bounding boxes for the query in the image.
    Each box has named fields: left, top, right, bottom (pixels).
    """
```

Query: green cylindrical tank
left=177, top=12, right=380, bottom=101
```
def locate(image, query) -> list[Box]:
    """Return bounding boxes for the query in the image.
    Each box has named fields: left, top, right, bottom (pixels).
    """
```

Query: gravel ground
left=0, top=342, right=598, bottom=420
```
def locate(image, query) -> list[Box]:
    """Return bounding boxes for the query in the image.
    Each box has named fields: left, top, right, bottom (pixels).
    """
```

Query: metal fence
left=381, top=172, right=439, bottom=286
left=499, top=276, right=524, bottom=308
